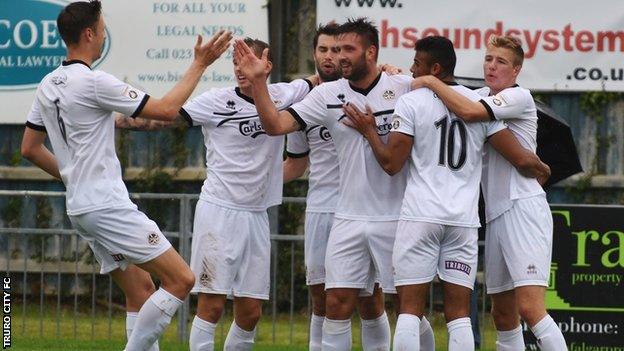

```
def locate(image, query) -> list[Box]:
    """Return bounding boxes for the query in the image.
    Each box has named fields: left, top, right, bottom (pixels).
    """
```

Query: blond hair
left=488, top=36, right=524, bottom=66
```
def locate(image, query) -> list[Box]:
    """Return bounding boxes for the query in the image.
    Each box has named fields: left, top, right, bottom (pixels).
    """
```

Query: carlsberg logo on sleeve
left=0, top=0, right=110, bottom=90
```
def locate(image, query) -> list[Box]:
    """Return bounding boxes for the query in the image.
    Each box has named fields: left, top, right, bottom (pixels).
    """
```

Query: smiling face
left=337, top=32, right=373, bottom=81
left=314, top=34, right=341, bottom=82
left=483, top=45, right=521, bottom=94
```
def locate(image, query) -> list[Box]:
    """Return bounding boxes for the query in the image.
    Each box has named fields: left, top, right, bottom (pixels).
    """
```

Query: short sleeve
left=26, top=94, right=46, bottom=132
left=181, top=89, right=218, bottom=126
left=479, top=87, right=529, bottom=121
left=281, top=79, right=312, bottom=106
left=485, top=120, right=507, bottom=137
left=94, top=72, right=149, bottom=117
left=391, top=96, right=415, bottom=136
left=288, top=86, right=327, bottom=130
left=286, top=131, right=309, bottom=158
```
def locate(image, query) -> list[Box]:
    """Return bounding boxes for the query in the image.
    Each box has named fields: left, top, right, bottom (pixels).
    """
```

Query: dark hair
left=415, top=36, right=456, bottom=76
left=337, top=17, right=379, bottom=59
left=313, top=22, right=340, bottom=49
left=243, top=37, right=272, bottom=62
left=57, top=0, right=102, bottom=45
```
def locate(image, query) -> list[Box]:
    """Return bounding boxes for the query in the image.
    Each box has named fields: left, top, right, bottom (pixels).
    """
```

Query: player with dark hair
left=20, top=1, right=231, bottom=350
left=234, top=17, right=437, bottom=350
left=411, top=35, right=567, bottom=350
left=342, top=35, right=549, bottom=351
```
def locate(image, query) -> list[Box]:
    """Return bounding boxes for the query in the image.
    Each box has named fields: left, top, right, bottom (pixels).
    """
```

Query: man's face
left=337, top=33, right=370, bottom=81
left=410, top=51, right=434, bottom=78
left=314, top=34, right=341, bottom=82
left=483, top=46, right=521, bottom=93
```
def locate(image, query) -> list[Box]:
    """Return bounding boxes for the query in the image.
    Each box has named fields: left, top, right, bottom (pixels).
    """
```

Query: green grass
left=8, top=306, right=500, bottom=350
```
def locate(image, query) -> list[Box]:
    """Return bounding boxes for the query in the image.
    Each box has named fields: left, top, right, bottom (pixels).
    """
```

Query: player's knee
left=174, top=269, right=195, bottom=295
left=491, top=305, right=519, bottom=330
left=312, top=298, right=326, bottom=316
left=516, top=302, right=544, bottom=325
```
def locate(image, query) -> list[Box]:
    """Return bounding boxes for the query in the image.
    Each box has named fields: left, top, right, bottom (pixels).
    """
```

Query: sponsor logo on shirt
left=239, top=119, right=266, bottom=138
left=377, top=116, right=393, bottom=136
left=337, top=93, right=346, bottom=103
left=50, top=74, right=66, bottom=86
left=226, top=100, right=236, bottom=109
left=147, top=232, right=160, bottom=245
left=445, top=260, right=471, bottom=275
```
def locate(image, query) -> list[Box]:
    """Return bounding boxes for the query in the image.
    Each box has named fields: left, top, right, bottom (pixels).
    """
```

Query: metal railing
left=0, top=190, right=487, bottom=345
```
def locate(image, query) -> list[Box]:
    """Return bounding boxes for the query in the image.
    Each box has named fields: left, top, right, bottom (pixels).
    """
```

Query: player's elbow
left=263, top=124, right=282, bottom=136
left=382, top=162, right=402, bottom=176
left=20, top=142, right=36, bottom=161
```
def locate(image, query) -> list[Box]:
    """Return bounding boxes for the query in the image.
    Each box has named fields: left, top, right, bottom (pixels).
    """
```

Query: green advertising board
left=523, top=205, right=624, bottom=349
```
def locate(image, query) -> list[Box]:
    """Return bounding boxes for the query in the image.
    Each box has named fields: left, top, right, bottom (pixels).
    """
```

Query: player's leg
left=323, top=219, right=370, bottom=351
left=392, top=221, right=442, bottom=351
left=191, top=293, right=226, bottom=351
left=305, top=212, right=333, bottom=351
left=385, top=292, right=435, bottom=351
left=357, top=283, right=390, bottom=351
left=110, top=265, right=159, bottom=351
left=393, top=283, right=429, bottom=351
left=222, top=208, right=271, bottom=350
left=485, top=212, right=525, bottom=350
left=222, top=297, right=263, bottom=351
left=438, top=225, right=480, bottom=351
left=501, top=196, right=566, bottom=350
left=70, top=208, right=191, bottom=351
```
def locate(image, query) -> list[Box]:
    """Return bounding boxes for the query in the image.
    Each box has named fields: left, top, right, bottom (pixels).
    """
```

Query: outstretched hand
left=342, top=103, right=377, bottom=138
left=233, top=39, right=270, bottom=83
left=193, top=30, right=233, bottom=68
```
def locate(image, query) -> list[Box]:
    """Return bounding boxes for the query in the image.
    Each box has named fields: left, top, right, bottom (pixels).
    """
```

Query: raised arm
left=233, top=39, right=301, bottom=135
left=488, top=129, right=550, bottom=185
left=138, top=31, right=232, bottom=120
left=342, top=104, right=412, bottom=175
left=21, top=127, right=61, bottom=179
left=411, top=75, right=490, bottom=122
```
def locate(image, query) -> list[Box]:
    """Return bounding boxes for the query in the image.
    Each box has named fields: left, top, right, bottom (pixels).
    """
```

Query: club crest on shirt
left=226, top=100, right=236, bottom=109
left=382, top=89, right=395, bottom=100
left=147, top=232, right=160, bottom=245
left=50, top=74, right=67, bottom=86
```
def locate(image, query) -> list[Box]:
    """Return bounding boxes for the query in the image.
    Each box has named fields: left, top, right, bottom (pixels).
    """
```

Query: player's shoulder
left=398, top=86, right=433, bottom=103
left=383, top=72, right=412, bottom=85
left=498, top=85, right=535, bottom=107
left=451, top=84, right=481, bottom=100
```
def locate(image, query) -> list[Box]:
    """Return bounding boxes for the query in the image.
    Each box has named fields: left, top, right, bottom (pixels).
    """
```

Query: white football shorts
left=485, top=194, right=553, bottom=294
left=69, top=205, right=171, bottom=274
left=393, top=220, right=478, bottom=289
left=325, top=218, right=397, bottom=294
left=190, top=200, right=270, bottom=300
left=304, top=212, right=334, bottom=285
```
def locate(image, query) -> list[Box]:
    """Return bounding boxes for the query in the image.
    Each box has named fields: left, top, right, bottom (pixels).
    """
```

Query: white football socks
left=360, top=312, right=390, bottom=351
left=322, top=318, right=352, bottom=351
left=189, top=315, right=217, bottom=351
left=531, top=315, right=567, bottom=351
left=393, top=313, right=420, bottom=351
left=124, top=288, right=182, bottom=351
left=447, top=317, right=474, bottom=351
left=496, top=325, right=525, bottom=350
left=419, top=315, right=435, bottom=351
left=309, top=314, right=324, bottom=351
left=224, top=321, right=256, bottom=351
left=126, top=312, right=159, bottom=350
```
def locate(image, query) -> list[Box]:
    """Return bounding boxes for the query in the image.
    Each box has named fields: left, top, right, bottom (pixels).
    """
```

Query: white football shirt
left=26, top=60, right=149, bottom=215
left=286, top=124, right=339, bottom=213
left=182, top=79, right=312, bottom=211
left=477, top=85, right=545, bottom=222
left=288, top=72, right=412, bottom=221
left=392, top=84, right=506, bottom=227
